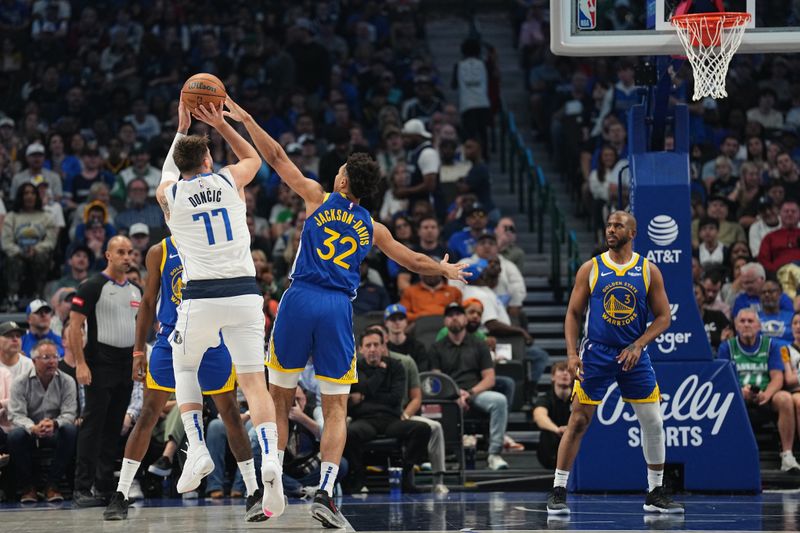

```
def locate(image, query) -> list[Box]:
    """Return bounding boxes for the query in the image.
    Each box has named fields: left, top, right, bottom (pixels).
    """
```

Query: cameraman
left=718, top=308, right=800, bottom=473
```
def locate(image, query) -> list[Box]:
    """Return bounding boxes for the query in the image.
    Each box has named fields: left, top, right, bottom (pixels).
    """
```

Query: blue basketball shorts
left=572, top=340, right=660, bottom=405
left=147, top=329, right=236, bottom=395
left=268, top=282, right=358, bottom=384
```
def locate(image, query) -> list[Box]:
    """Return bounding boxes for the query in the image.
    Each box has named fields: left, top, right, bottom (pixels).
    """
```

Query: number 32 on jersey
left=317, top=227, right=357, bottom=269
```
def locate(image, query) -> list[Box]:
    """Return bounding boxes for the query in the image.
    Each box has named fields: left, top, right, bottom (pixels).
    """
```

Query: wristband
left=133, top=351, right=145, bottom=357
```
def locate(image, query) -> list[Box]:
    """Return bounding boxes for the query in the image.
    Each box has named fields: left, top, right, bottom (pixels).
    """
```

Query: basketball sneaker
left=780, top=452, right=800, bottom=473
left=311, top=489, right=348, bottom=529
left=546, top=486, right=570, bottom=515
left=261, top=458, right=286, bottom=519
left=244, top=488, right=268, bottom=522
left=176, top=445, right=214, bottom=493
left=103, top=492, right=130, bottom=521
left=643, top=486, right=684, bottom=513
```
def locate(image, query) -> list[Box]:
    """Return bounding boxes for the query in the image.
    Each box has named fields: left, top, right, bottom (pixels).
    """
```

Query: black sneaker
left=310, top=489, right=347, bottom=529
left=103, top=492, right=130, bottom=520
left=546, top=486, right=570, bottom=515
left=72, top=490, right=105, bottom=508
left=643, top=486, right=684, bottom=514
left=148, top=456, right=173, bottom=477
left=244, top=488, right=268, bottom=523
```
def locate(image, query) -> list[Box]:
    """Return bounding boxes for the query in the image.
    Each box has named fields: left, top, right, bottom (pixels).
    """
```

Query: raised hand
left=178, top=99, right=192, bottom=133
left=191, top=102, right=226, bottom=129
left=439, top=254, right=471, bottom=283
left=222, top=97, right=250, bottom=123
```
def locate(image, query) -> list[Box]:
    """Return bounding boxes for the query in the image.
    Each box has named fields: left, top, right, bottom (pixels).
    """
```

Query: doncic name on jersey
left=186, top=187, right=222, bottom=207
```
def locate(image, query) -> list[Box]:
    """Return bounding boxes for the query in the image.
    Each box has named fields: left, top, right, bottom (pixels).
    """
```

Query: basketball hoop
left=671, top=12, right=751, bottom=100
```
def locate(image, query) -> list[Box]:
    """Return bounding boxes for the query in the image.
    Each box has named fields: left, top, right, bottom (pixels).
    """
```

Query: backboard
left=551, top=0, right=800, bottom=57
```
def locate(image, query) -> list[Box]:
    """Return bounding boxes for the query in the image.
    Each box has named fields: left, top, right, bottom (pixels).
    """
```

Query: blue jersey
left=586, top=252, right=651, bottom=348
left=291, top=192, right=373, bottom=298
left=157, top=237, right=183, bottom=330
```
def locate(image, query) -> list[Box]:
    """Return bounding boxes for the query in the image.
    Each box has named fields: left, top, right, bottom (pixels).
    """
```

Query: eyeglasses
left=3, top=332, right=22, bottom=339
left=36, top=354, right=58, bottom=361
left=503, top=225, right=515, bottom=233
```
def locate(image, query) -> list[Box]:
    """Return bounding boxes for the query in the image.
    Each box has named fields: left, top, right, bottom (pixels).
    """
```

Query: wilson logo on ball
left=647, top=215, right=679, bottom=246
left=188, top=82, right=217, bottom=92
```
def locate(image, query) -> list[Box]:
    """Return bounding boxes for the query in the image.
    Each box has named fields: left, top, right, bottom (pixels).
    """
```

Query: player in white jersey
left=155, top=101, right=284, bottom=521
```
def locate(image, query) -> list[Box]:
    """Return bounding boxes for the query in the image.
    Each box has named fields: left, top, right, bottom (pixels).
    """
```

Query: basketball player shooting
left=154, top=101, right=285, bottom=521
left=547, top=211, right=684, bottom=515
left=223, top=96, right=469, bottom=529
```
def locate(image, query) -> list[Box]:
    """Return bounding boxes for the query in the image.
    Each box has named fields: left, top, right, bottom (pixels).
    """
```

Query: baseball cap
left=384, top=303, right=408, bottom=321
left=402, top=118, right=431, bottom=139
left=464, top=203, right=487, bottom=218
left=444, top=301, right=465, bottom=316
left=462, top=297, right=484, bottom=311
left=26, top=142, right=45, bottom=156
left=26, top=299, right=52, bottom=315
left=476, top=232, right=497, bottom=243
left=131, top=142, right=147, bottom=155
left=464, top=259, right=488, bottom=281
left=129, top=223, right=149, bottom=237
left=70, top=243, right=92, bottom=258
left=286, top=142, right=302, bottom=156
left=0, top=117, right=14, bottom=128
left=0, top=321, right=25, bottom=336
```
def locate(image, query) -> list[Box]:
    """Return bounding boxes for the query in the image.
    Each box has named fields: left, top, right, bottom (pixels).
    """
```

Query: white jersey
left=164, top=168, right=255, bottom=282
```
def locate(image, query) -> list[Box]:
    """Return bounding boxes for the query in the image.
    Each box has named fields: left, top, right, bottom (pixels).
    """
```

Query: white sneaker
left=780, top=452, right=800, bottom=473
left=176, top=446, right=214, bottom=493
left=433, top=483, right=450, bottom=495
left=487, top=454, right=509, bottom=471
left=261, top=457, right=286, bottom=519
left=128, top=479, right=144, bottom=500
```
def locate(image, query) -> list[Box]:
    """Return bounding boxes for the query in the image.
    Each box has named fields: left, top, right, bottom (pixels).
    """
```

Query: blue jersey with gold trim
left=157, top=237, right=183, bottom=329
left=586, top=252, right=651, bottom=348
left=290, top=192, right=373, bottom=299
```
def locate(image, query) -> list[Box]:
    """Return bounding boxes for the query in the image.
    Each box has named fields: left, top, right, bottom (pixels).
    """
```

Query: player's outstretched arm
left=373, top=222, right=470, bottom=282
left=565, top=260, right=593, bottom=380
left=132, top=243, right=164, bottom=382
left=191, top=102, right=261, bottom=190
left=156, top=101, right=192, bottom=219
left=224, top=97, right=325, bottom=207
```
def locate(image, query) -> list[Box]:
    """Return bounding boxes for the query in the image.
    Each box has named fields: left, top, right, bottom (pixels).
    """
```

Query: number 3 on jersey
left=317, top=227, right=357, bottom=269
left=192, top=208, right=233, bottom=245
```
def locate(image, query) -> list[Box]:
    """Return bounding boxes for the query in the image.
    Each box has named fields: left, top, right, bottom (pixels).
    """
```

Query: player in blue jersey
left=224, top=97, right=469, bottom=528
left=547, top=211, right=683, bottom=516
left=103, top=238, right=265, bottom=522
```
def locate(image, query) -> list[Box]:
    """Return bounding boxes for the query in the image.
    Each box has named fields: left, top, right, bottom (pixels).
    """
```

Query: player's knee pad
left=268, top=370, right=301, bottom=389
left=318, top=380, right=351, bottom=395
left=632, top=402, right=665, bottom=465
left=174, top=366, right=203, bottom=406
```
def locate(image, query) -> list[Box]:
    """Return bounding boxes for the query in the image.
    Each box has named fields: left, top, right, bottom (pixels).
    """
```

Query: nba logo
left=578, top=0, right=596, bottom=30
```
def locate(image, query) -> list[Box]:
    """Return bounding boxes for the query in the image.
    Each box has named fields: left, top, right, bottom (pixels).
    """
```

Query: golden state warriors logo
left=601, top=281, right=638, bottom=326
left=169, top=265, right=183, bottom=306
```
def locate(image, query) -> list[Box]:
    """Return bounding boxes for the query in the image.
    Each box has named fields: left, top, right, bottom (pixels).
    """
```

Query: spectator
left=701, top=271, right=731, bottom=319
left=452, top=37, right=491, bottom=157
left=123, top=100, right=161, bottom=141
left=352, top=262, right=391, bottom=316
left=463, top=233, right=526, bottom=318
left=696, top=217, right=729, bottom=269
left=447, top=203, right=490, bottom=261
left=0, top=361, right=10, bottom=456
left=376, top=126, right=405, bottom=179
left=692, top=196, right=746, bottom=247
left=378, top=162, right=409, bottom=224
left=494, top=217, right=525, bottom=273
left=718, top=309, right=800, bottom=473
left=461, top=259, right=550, bottom=393
left=114, top=177, right=164, bottom=233
left=399, top=119, right=444, bottom=218
left=1, top=181, right=56, bottom=306
left=775, top=151, right=800, bottom=201
left=707, top=156, right=737, bottom=198
left=430, top=302, right=509, bottom=470
left=588, top=145, right=628, bottom=238
left=128, top=222, right=151, bottom=255
left=732, top=262, right=794, bottom=318
left=746, top=89, right=784, bottom=131
left=48, top=288, right=76, bottom=336
left=749, top=198, right=780, bottom=257
left=384, top=304, right=430, bottom=371
left=533, top=361, right=572, bottom=470
left=758, top=199, right=800, bottom=285
left=694, top=281, right=732, bottom=354
left=701, top=136, right=744, bottom=180
left=458, top=139, right=496, bottom=219
left=21, top=299, right=64, bottom=358
left=10, top=141, right=62, bottom=201
left=399, top=273, right=462, bottom=323
left=728, top=162, right=763, bottom=227
left=401, top=74, right=445, bottom=126
left=287, top=18, right=331, bottom=94
left=344, top=329, right=431, bottom=493
left=0, top=321, right=34, bottom=380
left=758, top=280, right=794, bottom=343
left=7, top=339, right=77, bottom=502
left=396, top=216, right=448, bottom=296
left=68, top=236, right=141, bottom=507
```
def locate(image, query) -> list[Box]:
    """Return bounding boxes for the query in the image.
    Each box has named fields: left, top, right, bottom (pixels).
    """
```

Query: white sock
left=255, top=422, right=279, bottom=461
left=277, top=450, right=285, bottom=465
left=318, top=462, right=339, bottom=497
left=238, top=459, right=258, bottom=496
left=181, top=410, right=205, bottom=448
left=554, top=469, right=569, bottom=488
left=647, top=468, right=663, bottom=492
left=117, top=459, right=140, bottom=499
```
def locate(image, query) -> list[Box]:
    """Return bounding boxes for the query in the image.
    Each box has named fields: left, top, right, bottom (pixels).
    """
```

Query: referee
left=67, top=236, right=142, bottom=507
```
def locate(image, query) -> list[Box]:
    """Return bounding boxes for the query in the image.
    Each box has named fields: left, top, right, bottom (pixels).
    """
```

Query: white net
left=672, top=13, right=751, bottom=100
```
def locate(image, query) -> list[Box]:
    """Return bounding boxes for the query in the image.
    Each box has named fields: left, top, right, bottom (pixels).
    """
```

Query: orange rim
left=671, top=12, right=751, bottom=29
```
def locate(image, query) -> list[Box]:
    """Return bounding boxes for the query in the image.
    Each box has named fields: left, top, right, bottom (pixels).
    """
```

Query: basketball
left=181, top=73, right=226, bottom=113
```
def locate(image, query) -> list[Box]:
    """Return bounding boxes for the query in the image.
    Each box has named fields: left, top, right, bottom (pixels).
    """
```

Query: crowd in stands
left=513, top=0, right=800, bottom=472
left=0, top=1, right=554, bottom=503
